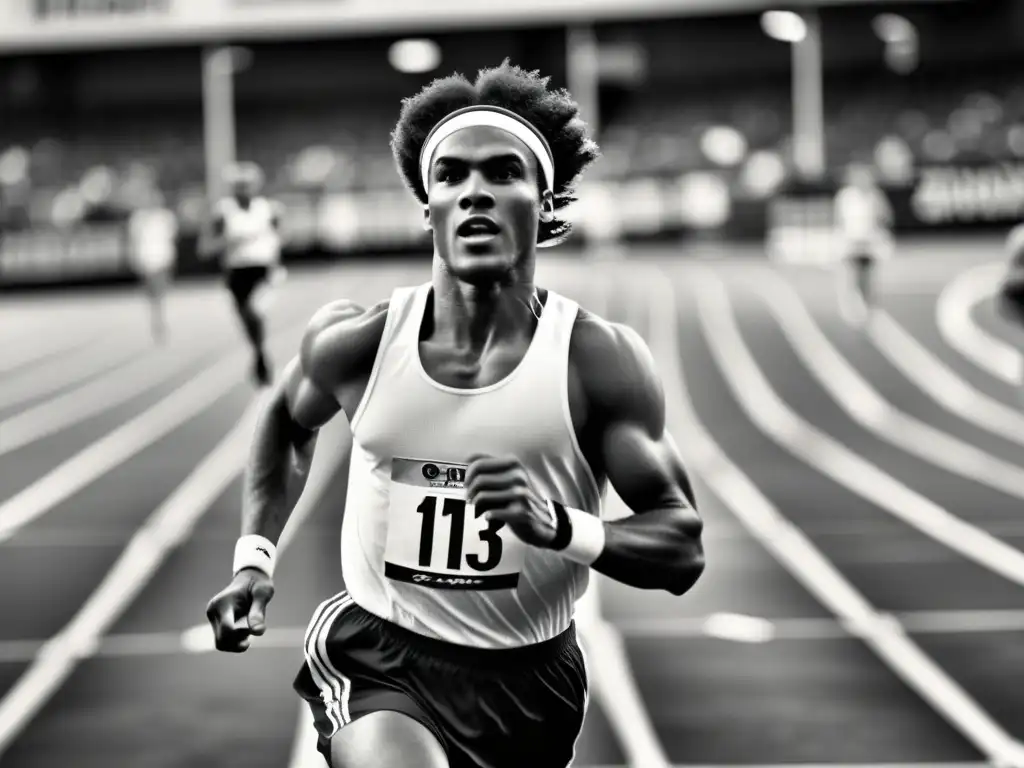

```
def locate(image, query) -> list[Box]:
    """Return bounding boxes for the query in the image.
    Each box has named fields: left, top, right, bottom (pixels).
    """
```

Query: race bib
left=384, top=458, right=527, bottom=591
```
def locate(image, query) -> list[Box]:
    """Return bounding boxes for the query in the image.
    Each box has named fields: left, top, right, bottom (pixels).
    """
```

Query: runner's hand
left=205, top=568, right=275, bottom=653
left=465, top=454, right=558, bottom=549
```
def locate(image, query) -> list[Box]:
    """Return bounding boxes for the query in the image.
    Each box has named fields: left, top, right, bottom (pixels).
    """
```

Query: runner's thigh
left=330, top=711, right=449, bottom=768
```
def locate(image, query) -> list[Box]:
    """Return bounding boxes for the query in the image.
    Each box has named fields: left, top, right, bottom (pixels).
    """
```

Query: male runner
left=206, top=62, right=705, bottom=768
left=833, top=163, right=895, bottom=327
left=201, top=161, right=285, bottom=385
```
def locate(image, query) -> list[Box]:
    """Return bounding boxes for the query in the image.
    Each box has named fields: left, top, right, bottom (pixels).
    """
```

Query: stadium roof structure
left=0, top=0, right=968, bottom=54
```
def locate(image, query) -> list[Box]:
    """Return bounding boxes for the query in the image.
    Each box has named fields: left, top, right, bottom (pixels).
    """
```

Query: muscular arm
left=576, top=321, right=704, bottom=596
left=240, top=299, right=380, bottom=542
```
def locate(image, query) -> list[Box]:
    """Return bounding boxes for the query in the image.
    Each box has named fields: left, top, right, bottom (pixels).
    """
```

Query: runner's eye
left=435, top=163, right=466, bottom=184
left=490, top=161, right=522, bottom=182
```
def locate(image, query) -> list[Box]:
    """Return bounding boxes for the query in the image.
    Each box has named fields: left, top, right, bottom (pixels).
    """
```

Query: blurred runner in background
left=833, top=163, right=895, bottom=328
left=200, top=161, right=287, bottom=386
left=127, top=188, right=179, bottom=344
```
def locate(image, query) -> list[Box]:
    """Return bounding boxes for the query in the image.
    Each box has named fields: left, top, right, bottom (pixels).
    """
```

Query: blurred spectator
left=127, top=187, right=179, bottom=343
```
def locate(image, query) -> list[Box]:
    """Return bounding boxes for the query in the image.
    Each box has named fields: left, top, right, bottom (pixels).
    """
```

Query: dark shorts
left=293, top=592, right=589, bottom=768
left=997, top=288, right=1024, bottom=326
left=224, top=265, right=269, bottom=308
left=846, top=252, right=876, bottom=269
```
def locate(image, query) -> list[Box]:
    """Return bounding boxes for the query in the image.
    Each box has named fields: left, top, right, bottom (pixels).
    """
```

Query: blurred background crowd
left=0, top=0, right=1021, bottom=283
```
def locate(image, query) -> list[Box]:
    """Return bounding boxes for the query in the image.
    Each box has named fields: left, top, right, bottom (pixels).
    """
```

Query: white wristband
left=548, top=500, right=606, bottom=566
left=233, top=534, right=277, bottom=578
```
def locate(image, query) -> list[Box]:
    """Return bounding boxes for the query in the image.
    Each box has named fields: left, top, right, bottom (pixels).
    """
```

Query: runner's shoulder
left=570, top=306, right=649, bottom=363
left=569, top=307, right=661, bottom=420
left=301, top=298, right=390, bottom=390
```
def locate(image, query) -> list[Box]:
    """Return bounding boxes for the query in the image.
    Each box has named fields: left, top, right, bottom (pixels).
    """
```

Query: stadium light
left=760, top=11, right=807, bottom=44
left=871, top=13, right=915, bottom=44
left=761, top=10, right=824, bottom=179
left=389, top=39, right=441, bottom=74
left=872, top=13, right=919, bottom=74
left=701, top=126, right=748, bottom=167
left=742, top=150, right=787, bottom=198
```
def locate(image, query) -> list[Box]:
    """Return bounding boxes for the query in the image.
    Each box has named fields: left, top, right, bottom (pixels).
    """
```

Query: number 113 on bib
left=384, top=458, right=527, bottom=590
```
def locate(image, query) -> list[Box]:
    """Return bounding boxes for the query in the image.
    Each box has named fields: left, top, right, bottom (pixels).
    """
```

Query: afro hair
left=390, top=60, right=600, bottom=247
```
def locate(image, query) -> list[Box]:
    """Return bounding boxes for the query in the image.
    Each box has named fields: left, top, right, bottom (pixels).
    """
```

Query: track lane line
left=0, top=321, right=119, bottom=375
left=0, top=296, right=320, bottom=459
left=935, top=262, right=1020, bottom=386
left=692, top=268, right=1024, bottom=589
left=11, top=605, right=1024, bottom=664
left=0, top=318, right=307, bottom=543
left=649, top=263, right=1024, bottom=767
left=0, top=333, right=149, bottom=411
left=867, top=309, right=1024, bottom=449
left=755, top=271, right=1024, bottom=500
left=0, top=395, right=264, bottom=757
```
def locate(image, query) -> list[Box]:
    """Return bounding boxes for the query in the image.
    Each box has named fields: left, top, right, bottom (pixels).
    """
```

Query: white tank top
left=330, top=282, right=603, bottom=648
left=835, top=186, right=889, bottom=238
left=128, top=208, right=177, bottom=272
left=217, top=196, right=280, bottom=268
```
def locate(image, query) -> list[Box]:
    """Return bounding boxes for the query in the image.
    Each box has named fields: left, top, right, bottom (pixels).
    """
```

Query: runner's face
left=233, top=179, right=257, bottom=201
left=426, top=127, right=545, bottom=285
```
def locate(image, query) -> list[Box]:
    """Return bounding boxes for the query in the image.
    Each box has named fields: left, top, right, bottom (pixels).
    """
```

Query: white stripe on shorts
left=302, top=593, right=347, bottom=733
left=315, top=597, right=355, bottom=725
left=303, top=592, right=354, bottom=736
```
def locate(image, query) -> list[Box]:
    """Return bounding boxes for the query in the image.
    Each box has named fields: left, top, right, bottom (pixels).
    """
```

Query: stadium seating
left=2, top=66, right=1023, bottom=238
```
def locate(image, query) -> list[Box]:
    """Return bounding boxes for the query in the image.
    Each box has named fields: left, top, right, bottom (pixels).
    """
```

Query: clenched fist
left=465, top=454, right=558, bottom=549
left=205, top=568, right=275, bottom=653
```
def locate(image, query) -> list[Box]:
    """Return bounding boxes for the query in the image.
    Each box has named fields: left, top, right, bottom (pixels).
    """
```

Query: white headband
left=419, top=108, right=555, bottom=196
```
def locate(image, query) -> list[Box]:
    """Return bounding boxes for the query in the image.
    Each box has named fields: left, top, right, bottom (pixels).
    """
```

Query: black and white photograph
left=2, top=0, right=1024, bottom=766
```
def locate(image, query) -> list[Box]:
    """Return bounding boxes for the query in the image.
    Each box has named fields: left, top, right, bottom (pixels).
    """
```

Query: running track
left=0, top=237, right=1022, bottom=768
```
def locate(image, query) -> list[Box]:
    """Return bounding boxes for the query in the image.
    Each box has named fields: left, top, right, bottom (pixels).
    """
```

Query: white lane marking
left=0, top=320, right=244, bottom=459
left=0, top=396, right=264, bottom=757
left=11, top=607, right=1024, bottom=664
left=622, top=608, right=1024, bottom=640
left=756, top=272, right=1024, bottom=500
left=0, top=286, right=324, bottom=459
left=692, top=269, right=1024, bottom=589
left=0, top=319, right=305, bottom=543
left=936, top=262, right=1021, bottom=386
left=868, top=309, right=1024, bottom=449
left=652, top=263, right=1024, bottom=767
left=0, top=288, right=236, bottom=412
left=0, top=321, right=116, bottom=375
left=701, top=613, right=776, bottom=643
left=0, top=334, right=146, bottom=411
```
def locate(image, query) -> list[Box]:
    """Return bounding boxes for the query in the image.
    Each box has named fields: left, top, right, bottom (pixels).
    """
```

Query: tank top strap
left=543, top=290, right=581, bottom=352
left=388, top=282, right=431, bottom=349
